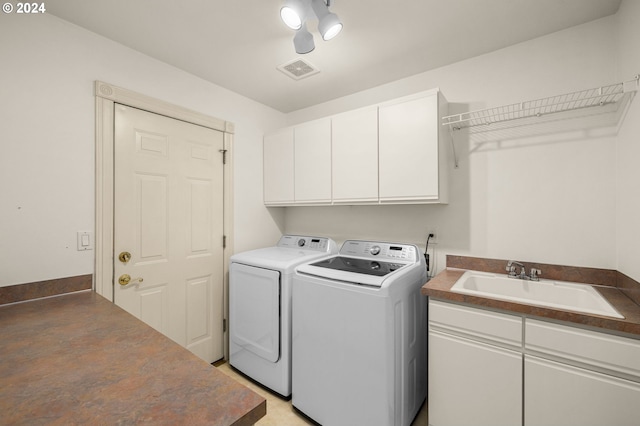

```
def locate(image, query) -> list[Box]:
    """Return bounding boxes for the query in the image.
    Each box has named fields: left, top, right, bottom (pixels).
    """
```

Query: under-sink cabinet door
left=525, top=355, right=640, bottom=426
left=428, top=330, right=522, bottom=426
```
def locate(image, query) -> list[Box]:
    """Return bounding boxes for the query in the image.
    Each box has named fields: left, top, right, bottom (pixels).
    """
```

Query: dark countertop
left=0, top=290, right=266, bottom=425
left=422, top=268, right=640, bottom=337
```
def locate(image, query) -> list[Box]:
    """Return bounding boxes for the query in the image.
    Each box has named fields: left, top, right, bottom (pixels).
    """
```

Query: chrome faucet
left=506, top=260, right=543, bottom=281
left=506, top=260, right=527, bottom=279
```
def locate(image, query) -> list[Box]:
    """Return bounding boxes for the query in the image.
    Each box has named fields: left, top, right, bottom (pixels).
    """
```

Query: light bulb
left=321, top=19, right=342, bottom=40
left=280, top=6, right=302, bottom=30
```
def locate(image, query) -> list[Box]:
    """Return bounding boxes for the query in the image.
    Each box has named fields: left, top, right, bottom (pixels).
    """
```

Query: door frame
left=94, top=81, right=234, bottom=357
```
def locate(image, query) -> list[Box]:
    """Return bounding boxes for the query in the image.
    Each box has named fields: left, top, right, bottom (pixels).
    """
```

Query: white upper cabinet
left=331, top=107, right=379, bottom=203
left=378, top=90, right=448, bottom=204
left=263, top=127, right=294, bottom=205
left=263, top=88, right=449, bottom=206
left=294, top=118, right=332, bottom=204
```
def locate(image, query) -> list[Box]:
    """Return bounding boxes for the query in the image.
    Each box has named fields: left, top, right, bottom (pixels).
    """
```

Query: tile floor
left=215, top=362, right=429, bottom=426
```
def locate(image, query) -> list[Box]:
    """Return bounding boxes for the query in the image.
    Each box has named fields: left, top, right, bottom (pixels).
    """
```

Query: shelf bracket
left=623, top=74, right=640, bottom=93
left=448, top=125, right=459, bottom=169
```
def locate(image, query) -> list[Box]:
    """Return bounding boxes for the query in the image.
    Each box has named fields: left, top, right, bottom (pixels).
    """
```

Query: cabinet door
left=525, top=318, right=640, bottom=379
left=379, top=93, right=440, bottom=202
left=525, top=355, right=640, bottom=426
left=263, top=127, right=294, bottom=204
left=294, top=119, right=331, bottom=203
left=331, top=107, right=378, bottom=203
left=429, top=330, right=522, bottom=426
left=229, top=263, right=280, bottom=362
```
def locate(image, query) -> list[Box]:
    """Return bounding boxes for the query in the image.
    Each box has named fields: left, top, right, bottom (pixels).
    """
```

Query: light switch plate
left=77, top=231, right=94, bottom=251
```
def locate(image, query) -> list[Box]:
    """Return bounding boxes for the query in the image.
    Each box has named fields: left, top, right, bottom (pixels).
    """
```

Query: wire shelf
left=443, top=76, right=639, bottom=132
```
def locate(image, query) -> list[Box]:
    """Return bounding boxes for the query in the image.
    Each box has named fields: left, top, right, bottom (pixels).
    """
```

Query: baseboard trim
left=0, top=275, right=93, bottom=306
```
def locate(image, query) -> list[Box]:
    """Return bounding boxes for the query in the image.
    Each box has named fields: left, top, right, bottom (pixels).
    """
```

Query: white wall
left=3, top=6, right=637, bottom=288
left=283, top=15, right=622, bottom=276
left=615, top=0, right=640, bottom=282
left=0, top=13, right=285, bottom=287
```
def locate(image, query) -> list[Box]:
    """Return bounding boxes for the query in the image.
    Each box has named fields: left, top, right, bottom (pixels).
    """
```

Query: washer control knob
left=370, top=245, right=381, bottom=255
left=298, top=238, right=306, bottom=247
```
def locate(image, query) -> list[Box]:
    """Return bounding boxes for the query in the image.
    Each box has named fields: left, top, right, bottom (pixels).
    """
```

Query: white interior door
left=114, top=104, right=225, bottom=363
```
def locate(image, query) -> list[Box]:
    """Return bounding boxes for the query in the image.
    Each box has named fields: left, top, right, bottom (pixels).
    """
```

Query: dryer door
left=229, top=263, right=281, bottom=362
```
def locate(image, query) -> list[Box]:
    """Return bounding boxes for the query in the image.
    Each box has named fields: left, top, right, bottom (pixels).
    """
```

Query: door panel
left=525, top=355, right=640, bottom=425
left=229, top=263, right=281, bottom=363
left=379, top=94, right=439, bottom=200
left=331, top=107, right=379, bottom=202
left=137, top=173, right=168, bottom=261
left=188, top=179, right=212, bottom=254
left=428, top=330, right=522, bottom=426
left=263, top=127, right=294, bottom=204
left=187, top=276, right=212, bottom=344
left=139, top=286, right=167, bottom=332
left=114, top=105, right=224, bottom=363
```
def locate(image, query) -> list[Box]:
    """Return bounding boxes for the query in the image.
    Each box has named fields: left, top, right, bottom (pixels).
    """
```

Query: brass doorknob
left=118, top=274, right=143, bottom=286
left=118, top=251, right=132, bottom=264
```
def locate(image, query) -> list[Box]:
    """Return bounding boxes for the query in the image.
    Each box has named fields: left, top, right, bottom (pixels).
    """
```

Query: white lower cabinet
left=429, top=300, right=640, bottom=426
left=524, top=318, right=640, bottom=426
left=428, top=300, right=522, bottom=426
left=429, top=330, right=522, bottom=426
left=525, top=355, right=640, bottom=426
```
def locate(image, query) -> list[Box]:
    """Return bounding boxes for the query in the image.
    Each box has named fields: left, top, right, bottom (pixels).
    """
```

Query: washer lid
left=297, top=260, right=416, bottom=288
left=296, top=240, right=423, bottom=288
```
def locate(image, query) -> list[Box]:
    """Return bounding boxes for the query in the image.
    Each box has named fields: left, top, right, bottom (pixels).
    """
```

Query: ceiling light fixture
left=311, top=0, right=342, bottom=41
left=280, top=0, right=342, bottom=53
left=280, top=0, right=308, bottom=30
left=293, top=22, right=315, bottom=54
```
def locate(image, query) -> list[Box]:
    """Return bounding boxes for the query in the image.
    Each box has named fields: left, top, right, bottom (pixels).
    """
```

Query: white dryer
left=292, top=240, right=428, bottom=426
left=229, top=235, right=337, bottom=397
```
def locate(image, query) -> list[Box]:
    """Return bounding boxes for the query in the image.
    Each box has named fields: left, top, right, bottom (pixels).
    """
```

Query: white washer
left=292, top=240, right=428, bottom=426
left=229, top=235, right=337, bottom=397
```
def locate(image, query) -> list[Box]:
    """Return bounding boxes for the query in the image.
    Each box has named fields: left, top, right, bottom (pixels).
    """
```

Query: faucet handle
left=530, top=268, right=542, bottom=281
left=506, top=260, right=519, bottom=277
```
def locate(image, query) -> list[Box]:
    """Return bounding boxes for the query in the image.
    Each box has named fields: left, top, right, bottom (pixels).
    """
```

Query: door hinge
left=223, top=318, right=227, bottom=333
left=223, top=235, right=227, bottom=248
left=219, top=149, right=228, bottom=164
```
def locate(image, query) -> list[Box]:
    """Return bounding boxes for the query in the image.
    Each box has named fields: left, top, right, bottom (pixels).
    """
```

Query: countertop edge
left=422, top=268, right=640, bottom=337
left=0, top=291, right=267, bottom=425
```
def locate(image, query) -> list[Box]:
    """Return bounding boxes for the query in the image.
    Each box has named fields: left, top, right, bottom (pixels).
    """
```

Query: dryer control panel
left=340, top=240, right=418, bottom=262
left=278, top=235, right=335, bottom=252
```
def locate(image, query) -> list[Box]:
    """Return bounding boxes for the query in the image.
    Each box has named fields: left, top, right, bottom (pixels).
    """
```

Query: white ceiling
left=46, top=0, right=621, bottom=113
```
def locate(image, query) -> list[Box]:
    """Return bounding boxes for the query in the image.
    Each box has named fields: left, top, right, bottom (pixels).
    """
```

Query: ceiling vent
left=277, top=58, right=320, bottom=81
